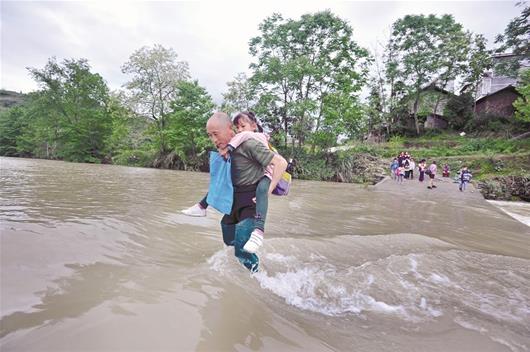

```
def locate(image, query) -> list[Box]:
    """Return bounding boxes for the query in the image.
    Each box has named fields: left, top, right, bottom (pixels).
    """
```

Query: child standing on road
left=459, top=166, right=472, bottom=192
left=396, top=165, right=405, bottom=184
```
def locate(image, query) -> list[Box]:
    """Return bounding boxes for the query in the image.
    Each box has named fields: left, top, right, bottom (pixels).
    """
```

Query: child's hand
left=252, top=197, right=256, bottom=204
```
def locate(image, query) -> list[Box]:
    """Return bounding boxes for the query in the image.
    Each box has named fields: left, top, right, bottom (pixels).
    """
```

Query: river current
left=1, top=157, right=529, bottom=351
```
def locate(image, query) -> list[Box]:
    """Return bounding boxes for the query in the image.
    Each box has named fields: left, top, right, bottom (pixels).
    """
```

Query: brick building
left=475, top=85, right=520, bottom=117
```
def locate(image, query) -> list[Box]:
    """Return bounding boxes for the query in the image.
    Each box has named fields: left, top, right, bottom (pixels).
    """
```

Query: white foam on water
left=253, top=266, right=406, bottom=317
left=429, top=273, right=451, bottom=285
left=454, top=317, right=488, bottom=334
left=207, top=248, right=232, bottom=273
left=265, top=253, right=297, bottom=264
left=205, top=232, right=530, bottom=350
left=487, top=200, right=530, bottom=227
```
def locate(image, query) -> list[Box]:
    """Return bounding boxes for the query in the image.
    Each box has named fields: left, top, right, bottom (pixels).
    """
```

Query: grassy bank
left=335, top=132, right=530, bottom=181
left=314, top=132, right=529, bottom=201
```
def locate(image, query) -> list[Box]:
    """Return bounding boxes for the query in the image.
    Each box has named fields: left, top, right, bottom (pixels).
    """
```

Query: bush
left=112, top=149, right=155, bottom=167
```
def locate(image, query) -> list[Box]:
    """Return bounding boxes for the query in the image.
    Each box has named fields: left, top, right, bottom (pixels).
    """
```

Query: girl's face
left=236, top=117, right=257, bottom=133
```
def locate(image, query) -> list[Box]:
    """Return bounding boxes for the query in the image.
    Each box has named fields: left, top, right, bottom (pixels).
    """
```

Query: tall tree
left=26, top=58, right=111, bottom=162
left=165, top=80, right=215, bottom=170
left=0, top=105, right=29, bottom=156
left=495, top=3, right=530, bottom=76
left=464, top=34, right=492, bottom=117
left=431, top=24, right=471, bottom=116
left=103, top=92, right=150, bottom=160
left=388, top=14, right=469, bottom=134
left=121, top=44, right=190, bottom=153
left=249, top=11, right=369, bottom=148
left=221, top=73, right=254, bottom=116
left=514, top=69, right=530, bottom=122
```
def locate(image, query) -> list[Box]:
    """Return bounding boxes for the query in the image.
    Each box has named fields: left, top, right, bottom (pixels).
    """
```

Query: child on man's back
left=182, top=111, right=273, bottom=254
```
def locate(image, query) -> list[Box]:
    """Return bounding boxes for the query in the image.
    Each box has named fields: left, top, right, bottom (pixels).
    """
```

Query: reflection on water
left=1, top=157, right=529, bottom=352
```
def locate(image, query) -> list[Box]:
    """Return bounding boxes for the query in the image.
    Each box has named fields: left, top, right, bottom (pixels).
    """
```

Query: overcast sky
left=1, top=0, right=522, bottom=103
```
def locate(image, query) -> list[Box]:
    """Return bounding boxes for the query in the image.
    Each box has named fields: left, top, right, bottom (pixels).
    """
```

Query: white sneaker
left=181, top=204, right=206, bottom=217
left=243, top=230, right=263, bottom=253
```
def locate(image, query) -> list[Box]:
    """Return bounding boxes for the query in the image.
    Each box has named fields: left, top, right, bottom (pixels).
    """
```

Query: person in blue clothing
left=459, top=166, right=472, bottom=192
left=205, top=112, right=287, bottom=272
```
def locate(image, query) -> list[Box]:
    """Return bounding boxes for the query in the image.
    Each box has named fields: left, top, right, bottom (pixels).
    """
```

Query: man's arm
left=267, top=154, right=288, bottom=194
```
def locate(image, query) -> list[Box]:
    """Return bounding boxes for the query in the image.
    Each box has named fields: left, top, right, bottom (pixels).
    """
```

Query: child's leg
left=182, top=193, right=208, bottom=216
left=254, top=177, right=271, bottom=232
left=199, top=194, right=209, bottom=209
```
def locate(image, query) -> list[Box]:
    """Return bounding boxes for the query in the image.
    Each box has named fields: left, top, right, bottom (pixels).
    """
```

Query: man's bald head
left=208, top=112, right=232, bottom=128
left=206, top=112, right=235, bottom=150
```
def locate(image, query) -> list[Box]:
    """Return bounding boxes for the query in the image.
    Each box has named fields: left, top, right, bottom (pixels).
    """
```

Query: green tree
left=165, top=80, right=215, bottom=170
left=103, top=92, right=150, bottom=161
left=444, top=92, right=474, bottom=129
left=495, top=3, right=529, bottom=76
left=514, top=69, right=530, bottom=122
left=0, top=105, right=29, bottom=156
left=221, top=73, right=254, bottom=116
left=249, top=11, right=369, bottom=149
left=27, top=58, right=112, bottom=162
left=121, top=44, right=190, bottom=154
left=432, top=24, right=471, bottom=116
left=388, top=14, right=470, bottom=134
left=464, top=34, right=492, bottom=117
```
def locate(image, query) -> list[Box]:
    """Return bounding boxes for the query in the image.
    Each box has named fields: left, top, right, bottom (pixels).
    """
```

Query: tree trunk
left=283, top=92, right=288, bottom=147
left=412, top=90, right=421, bottom=135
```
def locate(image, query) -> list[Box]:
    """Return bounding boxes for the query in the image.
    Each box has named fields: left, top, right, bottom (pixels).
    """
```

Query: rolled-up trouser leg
left=234, top=217, right=259, bottom=272
left=221, top=220, right=235, bottom=246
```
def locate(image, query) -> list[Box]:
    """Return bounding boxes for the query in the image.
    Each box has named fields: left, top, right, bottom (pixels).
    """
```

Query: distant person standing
left=397, top=152, right=406, bottom=167
left=403, top=159, right=411, bottom=179
left=442, top=164, right=450, bottom=177
left=459, top=166, right=472, bottom=192
left=409, top=158, right=416, bottom=180
left=418, top=159, right=426, bottom=182
left=396, top=165, right=405, bottom=184
left=427, top=161, right=437, bottom=189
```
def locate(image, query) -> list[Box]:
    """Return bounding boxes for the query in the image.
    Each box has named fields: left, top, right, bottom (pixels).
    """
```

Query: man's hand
left=268, top=154, right=288, bottom=194
left=218, top=147, right=230, bottom=159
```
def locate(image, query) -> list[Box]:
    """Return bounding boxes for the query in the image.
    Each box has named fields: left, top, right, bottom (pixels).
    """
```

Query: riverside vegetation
left=1, top=7, right=529, bottom=201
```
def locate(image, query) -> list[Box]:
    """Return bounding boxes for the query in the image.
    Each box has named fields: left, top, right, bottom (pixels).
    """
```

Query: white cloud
left=0, top=0, right=522, bottom=102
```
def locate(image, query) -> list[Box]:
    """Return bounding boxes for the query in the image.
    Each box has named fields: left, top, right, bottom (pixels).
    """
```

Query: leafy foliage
left=164, top=80, right=215, bottom=170
left=22, top=58, right=112, bottom=162
left=514, top=69, right=530, bottom=122
left=444, top=92, right=474, bottom=129
left=495, top=3, right=530, bottom=76
left=121, top=44, right=190, bottom=153
left=221, top=73, right=254, bottom=116
left=248, top=11, right=369, bottom=148
left=387, top=14, right=472, bottom=134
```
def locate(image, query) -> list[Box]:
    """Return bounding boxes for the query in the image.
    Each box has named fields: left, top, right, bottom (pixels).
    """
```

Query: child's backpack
left=272, top=171, right=292, bottom=196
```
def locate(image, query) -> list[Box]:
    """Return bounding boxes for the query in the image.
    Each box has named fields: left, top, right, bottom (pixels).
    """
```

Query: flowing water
left=1, top=157, right=529, bottom=352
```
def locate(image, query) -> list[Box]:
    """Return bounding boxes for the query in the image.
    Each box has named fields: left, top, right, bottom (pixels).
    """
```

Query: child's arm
left=229, top=131, right=269, bottom=150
